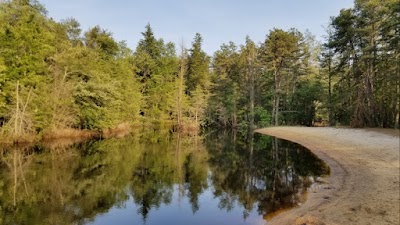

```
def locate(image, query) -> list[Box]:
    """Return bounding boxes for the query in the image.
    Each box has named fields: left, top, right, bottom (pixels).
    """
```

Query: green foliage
left=208, top=29, right=317, bottom=128
left=208, top=42, right=241, bottom=127
left=262, top=29, right=309, bottom=126
left=60, top=17, right=82, bottom=45
left=0, top=0, right=62, bottom=135
left=263, top=28, right=299, bottom=67
left=1, top=0, right=397, bottom=138
left=181, top=33, right=211, bottom=127
left=137, top=24, right=162, bottom=59
left=0, top=0, right=55, bottom=83
left=70, top=48, right=141, bottom=129
left=254, top=106, right=271, bottom=127
left=186, top=33, right=211, bottom=95
left=84, top=26, right=119, bottom=56
left=0, top=59, right=6, bottom=116
left=133, top=25, right=178, bottom=121
left=286, top=79, right=322, bottom=126
left=323, top=0, right=400, bottom=127
left=0, top=0, right=142, bottom=135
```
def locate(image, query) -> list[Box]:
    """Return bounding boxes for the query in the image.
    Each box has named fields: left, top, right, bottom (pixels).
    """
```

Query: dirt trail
left=256, top=127, right=400, bottom=225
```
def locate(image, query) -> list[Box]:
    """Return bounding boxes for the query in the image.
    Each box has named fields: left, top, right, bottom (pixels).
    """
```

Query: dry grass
left=173, top=124, right=200, bottom=135
left=0, top=133, right=37, bottom=145
left=1, top=123, right=134, bottom=146
left=43, top=123, right=134, bottom=141
left=101, top=122, right=132, bottom=138
left=42, top=128, right=99, bottom=141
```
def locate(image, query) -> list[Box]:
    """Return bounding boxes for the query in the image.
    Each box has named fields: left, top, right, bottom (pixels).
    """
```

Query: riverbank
left=256, top=127, right=399, bottom=225
left=0, top=120, right=200, bottom=147
left=0, top=122, right=134, bottom=146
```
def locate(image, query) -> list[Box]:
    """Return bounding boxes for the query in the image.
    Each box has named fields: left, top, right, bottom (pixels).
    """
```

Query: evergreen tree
left=262, top=29, right=300, bottom=125
left=186, top=33, right=210, bottom=96
left=326, top=0, right=399, bottom=127
left=209, top=42, right=241, bottom=127
left=84, top=26, right=119, bottom=56
left=137, top=23, right=161, bottom=60
left=61, top=17, right=82, bottom=46
left=185, top=33, right=211, bottom=126
left=239, top=37, right=259, bottom=127
left=0, top=0, right=58, bottom=134
left=133, top=25, right=178, bottom=121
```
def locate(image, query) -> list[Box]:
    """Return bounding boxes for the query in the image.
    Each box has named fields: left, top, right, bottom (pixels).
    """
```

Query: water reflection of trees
left=205, top=130, right=330, bottom=220
left=0, top=129, right=329, bottom=225
left=129, top=132, right=208, bottom=220
left=0, top=131, right=209, bottom=225
left=0, top=138, right=141, bottom=225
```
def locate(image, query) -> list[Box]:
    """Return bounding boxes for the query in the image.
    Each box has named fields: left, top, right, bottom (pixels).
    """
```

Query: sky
left=40, top=0, right=354, bottom=55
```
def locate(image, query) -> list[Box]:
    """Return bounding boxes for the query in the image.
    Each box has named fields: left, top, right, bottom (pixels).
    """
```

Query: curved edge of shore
left=255, top=126, right=400, bottom=225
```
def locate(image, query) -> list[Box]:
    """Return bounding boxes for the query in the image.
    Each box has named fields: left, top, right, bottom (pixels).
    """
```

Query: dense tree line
left=0, top=0, right=398, bottom=140
left=321, top=0, right=399, bottom=127
left=208, top=30, right=321, bottom=128
left=0, top=0, right=142, bottom=138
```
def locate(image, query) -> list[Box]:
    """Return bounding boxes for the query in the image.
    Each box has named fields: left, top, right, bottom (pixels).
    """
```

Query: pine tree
left=133, top=25, right=178, bottom=121
left=186, top=33, right=210, bottom=96
left=262, top=29, right=299, bottom=125
left=185, top=33, right=211, bottom=127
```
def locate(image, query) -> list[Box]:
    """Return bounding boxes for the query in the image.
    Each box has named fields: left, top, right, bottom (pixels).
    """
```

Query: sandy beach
left=256, top=127, right=400, bottom=225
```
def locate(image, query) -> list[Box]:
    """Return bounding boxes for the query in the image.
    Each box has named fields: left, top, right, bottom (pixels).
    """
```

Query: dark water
left=0, top=129, right=329, bottom=225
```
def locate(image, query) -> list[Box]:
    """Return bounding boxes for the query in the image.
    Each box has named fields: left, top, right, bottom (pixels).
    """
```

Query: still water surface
left=0, top=130, right=329, bottom=225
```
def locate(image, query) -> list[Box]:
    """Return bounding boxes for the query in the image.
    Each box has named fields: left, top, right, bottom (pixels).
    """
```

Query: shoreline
left=0, top=123, right=133, bottom=146
left=256, top=127, right=400, bottom=225
left=0, top=121, right=200, bottom=147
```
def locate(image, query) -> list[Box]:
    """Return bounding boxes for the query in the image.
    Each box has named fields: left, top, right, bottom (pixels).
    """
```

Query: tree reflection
left=0, top=129, right=329, bottom=225
left=129, top=132, right=208, bottom=221
left=0, top=137, right=140, bottom=225
left=205, top=130, right=329, bottom=220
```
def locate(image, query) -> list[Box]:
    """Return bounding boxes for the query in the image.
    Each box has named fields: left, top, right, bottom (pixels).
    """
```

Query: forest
left=0, top=0, right=399, bottom=142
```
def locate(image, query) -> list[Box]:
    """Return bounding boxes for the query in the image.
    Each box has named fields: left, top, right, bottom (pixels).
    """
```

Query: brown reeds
left=42, top=128, right=99, bottom=141
left=101, top=122, right=132, bottom=138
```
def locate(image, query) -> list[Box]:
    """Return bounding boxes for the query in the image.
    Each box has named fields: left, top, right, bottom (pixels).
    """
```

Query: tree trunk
left=14, top=81, right=19, bottom=136
left=177, top=45, right=186, bottom=128
left=275, top=94, right=280, bottom=126
left=273, top=70, right=281, bottom=126
left=195, top=110, right=198, bottom=128
left=274, top=69, right=281, bottom=126
left=396, top=52, right=400, bottom=128
left=328, top=53, right=334, bottom=126
left=249, top=68, right=255, bottom=127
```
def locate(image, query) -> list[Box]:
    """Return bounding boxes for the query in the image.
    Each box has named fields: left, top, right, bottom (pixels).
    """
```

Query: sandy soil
left=255, top=127, right=400, bottom=225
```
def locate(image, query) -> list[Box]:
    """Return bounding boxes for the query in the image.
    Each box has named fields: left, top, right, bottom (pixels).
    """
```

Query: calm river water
left=0, top=129, right=329, bottom=225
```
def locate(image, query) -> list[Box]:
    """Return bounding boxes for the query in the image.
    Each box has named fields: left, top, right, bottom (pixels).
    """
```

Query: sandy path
left=256, top=127, right=400, bottom=225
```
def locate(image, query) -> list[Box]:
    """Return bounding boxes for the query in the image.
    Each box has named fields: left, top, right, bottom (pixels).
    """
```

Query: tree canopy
left=0, top=0, right=398, bottom=140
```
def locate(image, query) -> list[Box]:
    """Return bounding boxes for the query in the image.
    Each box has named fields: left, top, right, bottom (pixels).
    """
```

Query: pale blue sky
left=40, top=0, right=354, bottom=54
